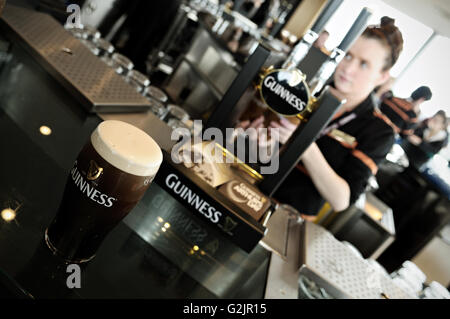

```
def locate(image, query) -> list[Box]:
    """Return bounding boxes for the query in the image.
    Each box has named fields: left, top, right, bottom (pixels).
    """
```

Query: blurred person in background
left=406, top=110, right=448, bottom=157
left=379, top=85, right=432, bottom=137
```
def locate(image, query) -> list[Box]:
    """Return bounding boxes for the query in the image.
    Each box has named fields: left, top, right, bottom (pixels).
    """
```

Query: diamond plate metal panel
left=0, top=5, right=151, bottom=113
left=299, top=221, right=417, bottom=299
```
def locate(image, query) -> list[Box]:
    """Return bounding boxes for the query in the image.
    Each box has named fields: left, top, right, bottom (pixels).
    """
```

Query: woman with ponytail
left=273, top=17, right=405, bottom=220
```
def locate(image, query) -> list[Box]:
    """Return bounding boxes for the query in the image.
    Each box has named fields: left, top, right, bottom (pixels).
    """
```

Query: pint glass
left=45, top=120, right=163, bottom=263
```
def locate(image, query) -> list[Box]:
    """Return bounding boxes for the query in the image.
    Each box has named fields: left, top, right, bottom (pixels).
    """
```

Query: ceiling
left=382, top=0, right=450, bottom=37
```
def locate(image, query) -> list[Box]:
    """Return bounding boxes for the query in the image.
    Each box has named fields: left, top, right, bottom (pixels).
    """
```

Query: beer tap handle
left=282, top=0, right=344, bottom=69
left=309, top=8, right=373, bottom=96
left=337, top=7, right=373, bottom=52
left=0, top=0, right=5, bottom=17
left=310, top=0, right=344, bottom=34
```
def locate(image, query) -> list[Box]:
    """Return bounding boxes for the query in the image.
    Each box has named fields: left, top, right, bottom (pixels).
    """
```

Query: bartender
left=268, top=17, right=405, bottom=221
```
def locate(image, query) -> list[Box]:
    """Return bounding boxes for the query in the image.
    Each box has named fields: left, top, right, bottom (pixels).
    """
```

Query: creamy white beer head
left=91, top=120, right=163, bottom=176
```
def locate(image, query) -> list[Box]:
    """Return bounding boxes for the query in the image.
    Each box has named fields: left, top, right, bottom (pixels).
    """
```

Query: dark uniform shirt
left=379, top=97, right=418, bottom=136
left=273, top=94, right=395, bottom=216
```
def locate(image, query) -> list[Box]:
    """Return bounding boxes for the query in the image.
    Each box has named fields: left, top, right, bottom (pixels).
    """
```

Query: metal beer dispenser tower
left=206, top=3, right=373, bottom=197
left=206, top=0, right=344, bottom=133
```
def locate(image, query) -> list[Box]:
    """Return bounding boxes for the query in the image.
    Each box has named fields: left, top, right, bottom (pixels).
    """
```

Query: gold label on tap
left=218, top=180, right=271, bottom=221
left=258, top=68, right=311, bottom=117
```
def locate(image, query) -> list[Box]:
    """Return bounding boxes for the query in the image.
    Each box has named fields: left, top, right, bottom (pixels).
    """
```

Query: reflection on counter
left=1, top=207, right=17, bottom=222
left=123, top=182, right=270, bottom=298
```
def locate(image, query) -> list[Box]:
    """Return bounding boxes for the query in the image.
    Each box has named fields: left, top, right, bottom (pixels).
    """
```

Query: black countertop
left=0, top=14, right=269, bottom=298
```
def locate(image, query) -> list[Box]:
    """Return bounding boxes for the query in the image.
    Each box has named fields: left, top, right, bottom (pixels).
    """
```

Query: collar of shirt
left=318, top=92, right=375, bottom=138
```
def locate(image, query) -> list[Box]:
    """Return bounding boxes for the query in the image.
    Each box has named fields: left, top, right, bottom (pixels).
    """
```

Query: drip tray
left=0, top=5, right=151, bottom=113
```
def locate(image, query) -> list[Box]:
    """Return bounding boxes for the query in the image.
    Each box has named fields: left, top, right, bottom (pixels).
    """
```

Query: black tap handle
left=310, top=0, right=344, bottom=34
left=338, top=7, right=373, bottom=52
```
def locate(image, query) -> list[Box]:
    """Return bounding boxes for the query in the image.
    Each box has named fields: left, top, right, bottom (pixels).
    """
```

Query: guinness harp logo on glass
left=259, top=68, right=311, bottom=116
left=87, top=160, right=103, bottom=181
left=223, top=216, right=238, bottom=233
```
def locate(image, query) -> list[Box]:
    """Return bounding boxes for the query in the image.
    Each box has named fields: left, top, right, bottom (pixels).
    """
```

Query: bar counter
left=0, top=3, right=422, bottom=300
left=0, top=6, right=270, bottom=297
left=0, top=57, right=271, bottom=299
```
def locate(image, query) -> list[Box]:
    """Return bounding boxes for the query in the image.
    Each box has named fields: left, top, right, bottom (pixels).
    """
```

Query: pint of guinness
left=45, top=120, right=163, bottom=263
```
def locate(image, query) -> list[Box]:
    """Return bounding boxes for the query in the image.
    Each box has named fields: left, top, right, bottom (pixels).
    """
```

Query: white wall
left=393, top=35, right=450, bottom=120
left=323, top=0, right=433, bottom=78
left=413, top=235, right=450, bottom=287
left=322, top=0, right=449, bottom=127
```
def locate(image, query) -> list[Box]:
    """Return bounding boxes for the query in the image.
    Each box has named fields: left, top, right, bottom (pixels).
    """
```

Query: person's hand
left=253, top=0, right=263, bottom=8
left=227, top=39, right=239, bottom=52
left=407, top=135, right=422, bottom=145
left=235, top=115, right=264, bottom=130
left=265, top=18, right=274, bottom=29
left=233, top=116, right=281, bottom=160
left=234, top=115, right=276, bottom=147
left=233, top=115, right=264, bottom=142
left=269, top=117, right=298, bottom=144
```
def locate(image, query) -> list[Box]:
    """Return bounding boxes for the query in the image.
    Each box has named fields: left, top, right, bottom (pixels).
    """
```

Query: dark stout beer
left=45, top=120, right=162, bottom=263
